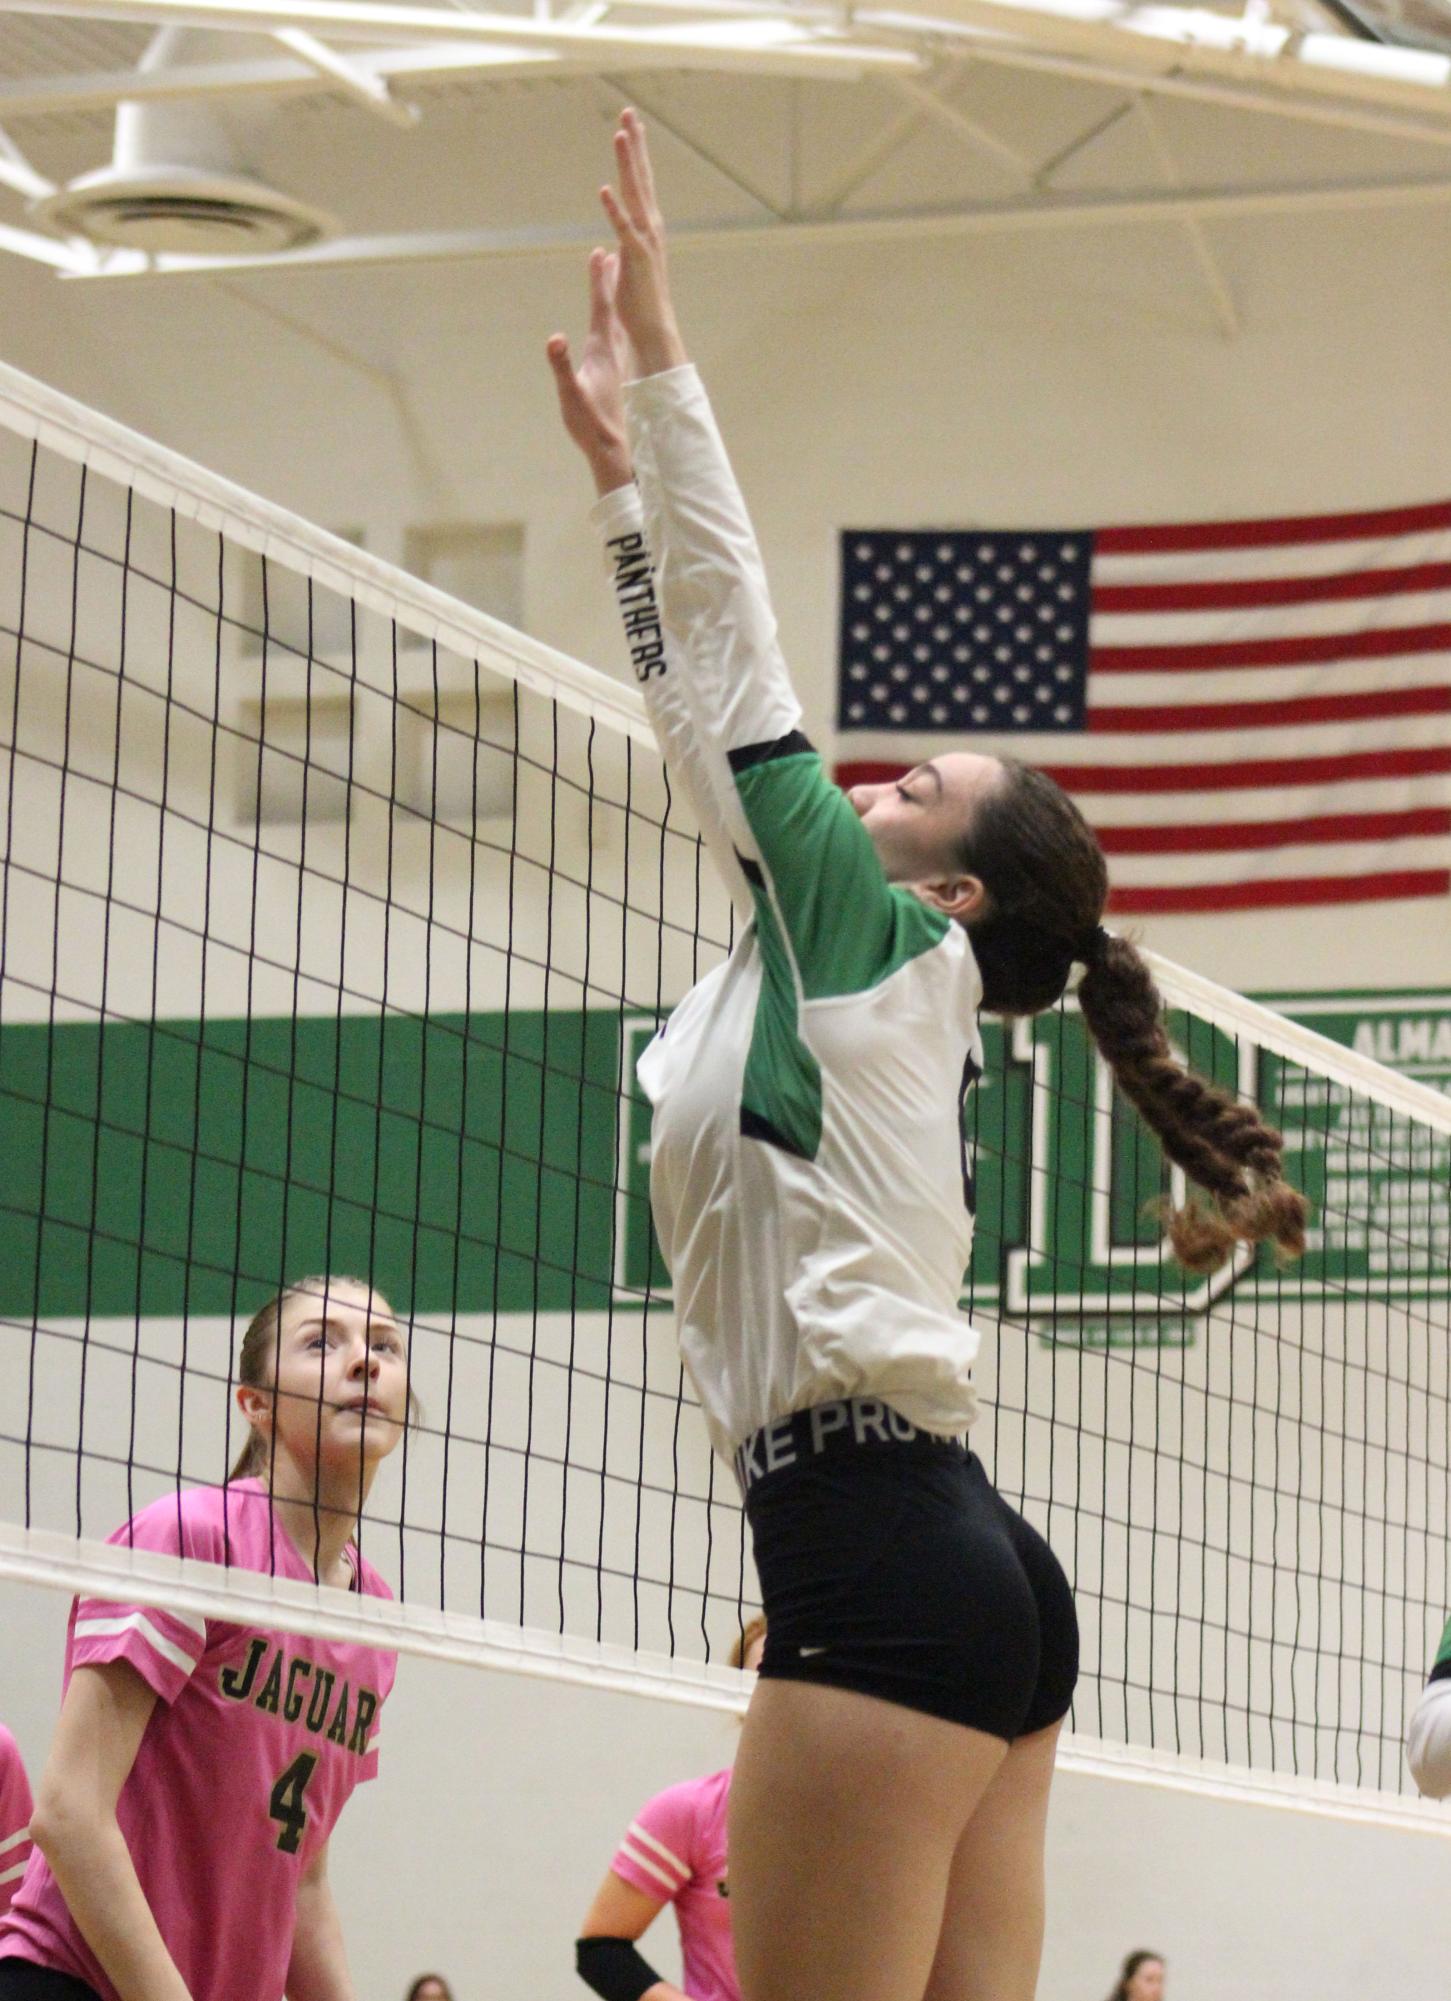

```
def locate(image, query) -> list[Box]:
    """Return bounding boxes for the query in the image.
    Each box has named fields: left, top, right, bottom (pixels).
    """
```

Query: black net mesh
left=1, top=393, right=1448, bottom=1791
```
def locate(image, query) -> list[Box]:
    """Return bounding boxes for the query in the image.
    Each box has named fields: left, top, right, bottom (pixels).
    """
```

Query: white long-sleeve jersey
left=1408, top=1614, right=1451, bottom=1798
left=591, top=365, right=985, bottom=1468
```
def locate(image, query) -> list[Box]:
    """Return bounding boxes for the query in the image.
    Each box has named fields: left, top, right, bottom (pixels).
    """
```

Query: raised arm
left=595, top=111, right=938, bottom=1000
left=600, top=113, right=801, bottom=763
left=548, top=249, right=753, bottom=924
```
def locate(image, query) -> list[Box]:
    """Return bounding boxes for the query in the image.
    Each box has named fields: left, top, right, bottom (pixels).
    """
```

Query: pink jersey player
left=0, top=1731, right=32, bottom=1923
left=0, top=1276, right=409, bottom=2001
left=576, top=1620, right=765, bottom=2001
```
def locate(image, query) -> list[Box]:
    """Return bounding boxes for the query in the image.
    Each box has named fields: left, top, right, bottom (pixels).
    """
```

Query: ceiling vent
left=33, top=28, right=334, bottom=257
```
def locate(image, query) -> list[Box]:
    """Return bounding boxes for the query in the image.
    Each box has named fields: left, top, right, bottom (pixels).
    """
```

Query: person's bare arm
left=285, top=1841, right=356, bottom=2001
left=30, top=1661, right=192, bottom=2001
left=578, top=1868, right=687, bottom=2001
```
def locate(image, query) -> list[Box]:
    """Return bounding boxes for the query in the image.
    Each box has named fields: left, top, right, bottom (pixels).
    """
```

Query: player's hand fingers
left=599, top=181, right=639, bottom=249
left=621, top=108, right=660, bottom=216
left=613, top=120, right=654, bottom=235
left=545, top=335, right=582, bottom=412
left=587, top=247, right=615, bottom=336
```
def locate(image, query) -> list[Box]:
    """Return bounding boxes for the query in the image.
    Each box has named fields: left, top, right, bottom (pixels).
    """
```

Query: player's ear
left=919, top=873, right=987, bottom=922
left=236, top=1381, right=273, bottom=1438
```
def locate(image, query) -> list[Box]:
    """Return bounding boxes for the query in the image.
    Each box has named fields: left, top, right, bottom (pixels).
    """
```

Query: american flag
left=835, top=502, right=1451, bottom=914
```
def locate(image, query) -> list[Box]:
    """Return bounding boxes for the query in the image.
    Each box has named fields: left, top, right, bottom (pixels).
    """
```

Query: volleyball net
left=1, top=359, right=1448, bottom=1821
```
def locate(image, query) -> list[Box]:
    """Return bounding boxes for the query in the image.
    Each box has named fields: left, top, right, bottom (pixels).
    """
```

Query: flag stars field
left=836, top=502, right=1451, bottom=915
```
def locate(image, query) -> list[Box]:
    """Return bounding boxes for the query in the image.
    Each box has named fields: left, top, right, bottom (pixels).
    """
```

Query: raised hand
left=599, top=108, right=688, bottom=377
left=546, top=246, right=634, bottom=498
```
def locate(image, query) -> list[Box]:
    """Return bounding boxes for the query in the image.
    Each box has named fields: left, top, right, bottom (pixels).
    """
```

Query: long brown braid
left=959, top=760, right=1308, bottom=1275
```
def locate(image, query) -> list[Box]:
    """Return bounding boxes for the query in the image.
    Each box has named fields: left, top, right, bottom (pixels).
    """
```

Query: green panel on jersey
left=739, top=873, right=824, bottom=1162
left=733, top=753, right=950, bottom=1000
left=1435, top=1613, right=1451, bottom=1671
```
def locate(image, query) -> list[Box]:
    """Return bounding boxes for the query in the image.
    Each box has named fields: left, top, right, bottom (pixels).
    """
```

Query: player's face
left=271, top=1280, right=409, bottom=1472
left=1126, top=1960, right=1165, bottom=2001
left=847, top=753, right=1004, bottom=887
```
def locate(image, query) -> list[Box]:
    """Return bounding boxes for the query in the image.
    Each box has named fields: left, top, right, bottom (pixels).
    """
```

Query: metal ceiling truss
left=3, top=0, right=1451, bottom=290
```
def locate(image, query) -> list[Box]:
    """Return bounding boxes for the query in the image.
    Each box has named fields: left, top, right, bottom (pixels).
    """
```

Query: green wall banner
left=3, top=992, right=1446, bottom=1324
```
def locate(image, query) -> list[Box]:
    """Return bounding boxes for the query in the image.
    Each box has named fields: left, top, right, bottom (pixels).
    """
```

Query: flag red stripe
left=1107, top=870, right=1451, bottom=914
left=838, top=747, right=1451, bottom=794
left=1041, top=746, right=1451, bottom=793
left=837, top=760, right=927, bottom=788
left=1088, top=686, right=1451, bottom=733
left=1097, top=498, right=1451, bottom=556
left=1095, top=558, right=1451, bottom=615
left=1097, top=808, right=1451, bottom=855
left=1092, top=619, right=1451, bottom=673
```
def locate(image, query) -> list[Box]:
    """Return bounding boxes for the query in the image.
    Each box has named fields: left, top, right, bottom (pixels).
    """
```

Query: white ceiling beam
left=48, top=170, right=1451, bottom=281
left=0, top=123, right=54, bottom=199
left=888, top=27, right=1451, bottom=150
left=0, top=220, right=91, bottom=267
left=809, top=94, right=930, bottom=211
left=1134, top=94, right=1238, bottom=337
left=0, top=0, right=920, bottom=75
left=1033, top=96, right=1139, bottom=185
left=596, top=75, right=792, bottom=217
left=0, top=36, right=919, bottom=124
left=0, top=52, right=548, bottom=120
left=270, top=27, right=421, bottom=124
left=7, top=1, right=1451, bottom=155
left=854, top=0, right=1451, bottom=123
left=886, top=61, right=1037, bottom=177
left=549, top=0, right=1451, bottom=124
left=24, top=0, right=1451, bottom=133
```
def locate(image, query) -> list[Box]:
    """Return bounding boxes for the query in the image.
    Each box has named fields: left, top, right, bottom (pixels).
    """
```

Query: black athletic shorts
left=740, top=1398, right=1078, bottom=1740
left=0, top=1965, right=102, bottom=2001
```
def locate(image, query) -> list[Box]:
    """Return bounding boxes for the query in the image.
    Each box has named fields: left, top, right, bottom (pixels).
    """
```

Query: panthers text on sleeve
left=592, top=367, right=985, bottom=1469
left=0, top=1480, right=397, bottom=2001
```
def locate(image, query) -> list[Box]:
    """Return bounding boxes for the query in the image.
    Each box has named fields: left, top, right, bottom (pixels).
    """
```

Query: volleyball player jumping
left=0, top=1276, right=406, bottom=2001
left=550, top=111, right=1306, bottom=2001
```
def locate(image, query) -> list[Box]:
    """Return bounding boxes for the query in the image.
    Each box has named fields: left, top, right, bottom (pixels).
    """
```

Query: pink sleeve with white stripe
left=0, top=1727, right=34, bottom=1920
left=69, top=1494, right=220, bottom=1705
left=610, top=1778, right=699, bottom=1905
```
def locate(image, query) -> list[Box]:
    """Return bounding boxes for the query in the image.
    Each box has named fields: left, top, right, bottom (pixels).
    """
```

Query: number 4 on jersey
left=269, top=1752, right=319, bottom=1854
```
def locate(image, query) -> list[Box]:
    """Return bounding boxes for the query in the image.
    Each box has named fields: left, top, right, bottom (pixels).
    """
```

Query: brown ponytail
left=959, top=760, right=1307, bottom=1276
left=1078, top=937, right=1307, bottom=1273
